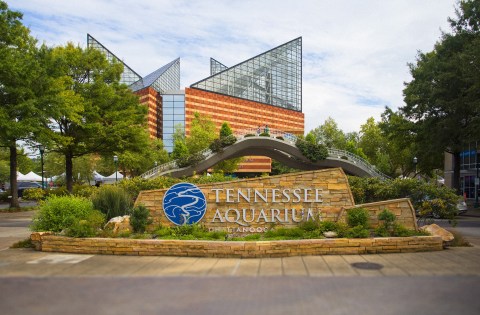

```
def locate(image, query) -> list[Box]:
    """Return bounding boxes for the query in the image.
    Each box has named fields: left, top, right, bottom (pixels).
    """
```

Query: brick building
left=87, top=35, right=304, bottom=173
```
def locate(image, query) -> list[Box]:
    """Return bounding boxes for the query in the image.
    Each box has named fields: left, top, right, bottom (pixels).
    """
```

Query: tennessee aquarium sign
left=162, top=182, right=324, bottom=233
left=163, top=183, right=207, bottom=225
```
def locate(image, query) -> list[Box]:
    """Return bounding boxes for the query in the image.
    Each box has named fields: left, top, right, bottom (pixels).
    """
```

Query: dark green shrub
left=299, top=219, right=320, bottom=232
left=276, top=136, right=284, bottom=141
left=91, top=185, right=133, bottom=221
left=244, top=134, right=255, bottom=137
left=317, top=221, right=348, bottom=237
left=23, top=188, right=46, bottom=201
left=377, top=209, right=396, bottom=231
left=295, top=139, right=328, bottom=162
left=209, top=138, right=223, bottom=152
left=346, top=207, right=370, bottom=229
left=130, top=205, right=153, bottom=233
left=259, top=132, right=270, bottom=137
left=31, top=195, right=105, bottom=234
left=345, top=225, right=370, bottom=238
left=177, top=151, right=205, bottom=168
left=347, top=176, right=460, bottom=221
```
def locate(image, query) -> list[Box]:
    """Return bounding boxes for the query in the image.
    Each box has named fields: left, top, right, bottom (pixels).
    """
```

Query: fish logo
left=162, top=183, right=207, bottom=225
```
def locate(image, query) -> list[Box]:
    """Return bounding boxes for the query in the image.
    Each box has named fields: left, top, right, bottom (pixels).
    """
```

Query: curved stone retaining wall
left=31, top=232, right=443, bottom=258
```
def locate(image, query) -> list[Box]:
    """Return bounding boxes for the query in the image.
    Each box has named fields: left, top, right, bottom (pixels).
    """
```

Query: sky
left=11, top=0, right=458, bottom=134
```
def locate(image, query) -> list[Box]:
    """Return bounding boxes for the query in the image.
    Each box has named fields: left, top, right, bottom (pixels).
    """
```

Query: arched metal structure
left=140, top=131, right=390, bottom=180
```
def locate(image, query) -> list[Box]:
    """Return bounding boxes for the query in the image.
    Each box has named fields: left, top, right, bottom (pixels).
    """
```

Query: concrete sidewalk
left=1, top=210, right=480, bottom=278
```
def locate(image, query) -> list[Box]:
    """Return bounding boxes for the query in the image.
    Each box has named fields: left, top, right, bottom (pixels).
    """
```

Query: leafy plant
left=130, top=205, right=153, bottom=233
left=346, top=207, right=370, bottom=229
left=31, top=195, right=105, bottom=234
left=22, top=188, right=46, bottom=201
left=295, top=138, right=328, bottom=162
left=345, top=225, right=370, bottom=238
left=91, top=185, right=133, bottom=221
left=66, top=211, right=105, bottom=237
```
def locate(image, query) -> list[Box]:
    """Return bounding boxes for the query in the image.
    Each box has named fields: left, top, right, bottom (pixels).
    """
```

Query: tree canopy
left=402, top=0, right=480, bottom=190
left=0, top=1, right=51, bottom=207
left=41, top=43, right=148, bottom=191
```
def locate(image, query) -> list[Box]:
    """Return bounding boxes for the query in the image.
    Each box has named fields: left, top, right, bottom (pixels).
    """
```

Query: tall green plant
left=91, top=185, right=133, bottom=220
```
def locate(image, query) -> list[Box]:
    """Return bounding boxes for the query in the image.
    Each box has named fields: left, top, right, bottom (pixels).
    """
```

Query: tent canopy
left=18, top=171, right=43, bottom=182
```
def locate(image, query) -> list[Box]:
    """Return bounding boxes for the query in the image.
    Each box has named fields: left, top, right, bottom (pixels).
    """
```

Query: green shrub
left=377, top=209, right=396, bottom=232
left=0, top=191, right=10, bottom=202
left=345, top=225, right=370, bottom=238
left=48, top=186, right=69, bottom=197
left=317, top=221, right=348, bottom=237
left=347, top=176, right=460, bottom=221
left=295, top=139, right=328, bottom=162
left=130, top=205, right=153, bottom=233
left=244, top=134, right=255, bottom=137
left=346, top=207, right=370, bottom=229
left=177, top=151, right=205, bottom=168
left=72, top=185, right=97, bottom=198
left=91, top=185, right=133, bottom=221
left=66, top=210, right=105, bottom=237
left=276, top=136, right=284, bottom=141
left=259, top=132, right=270, bottom=137
left=22, top=188, right=46, bottom=201
left=31, top=195, right=105, bottom=234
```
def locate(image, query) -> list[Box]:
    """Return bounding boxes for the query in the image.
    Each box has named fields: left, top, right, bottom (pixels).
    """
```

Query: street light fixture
left=39, top=145, right=45, bottom=190
left=113, top=155, right=118, bottom=182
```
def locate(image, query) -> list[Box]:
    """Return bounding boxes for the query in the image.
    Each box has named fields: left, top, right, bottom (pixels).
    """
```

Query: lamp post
left=113, top=155, right=118, bottom=182
left=39, top=145, right=45, bottom=190
left=413, top=156, right=418, bottom=178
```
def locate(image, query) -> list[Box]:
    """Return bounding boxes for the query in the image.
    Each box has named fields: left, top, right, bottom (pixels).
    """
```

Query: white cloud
left=12, top=0, right=456, bottom=133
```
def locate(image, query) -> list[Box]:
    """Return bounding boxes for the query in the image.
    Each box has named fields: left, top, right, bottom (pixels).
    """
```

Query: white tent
left=18, top=171, right=43, bottom=182
left=93, top=171, right=105, bottom=181
left=105, top=171, right=124, bottom=180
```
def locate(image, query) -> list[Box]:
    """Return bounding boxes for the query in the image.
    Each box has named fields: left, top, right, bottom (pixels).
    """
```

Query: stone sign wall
left=135, top=168, right=417, bottom=232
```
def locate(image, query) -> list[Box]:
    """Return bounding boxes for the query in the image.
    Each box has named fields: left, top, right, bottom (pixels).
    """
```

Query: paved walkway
left=1, top=245, right=480, bottom=278
left=1, top=210, right=480, bottom=278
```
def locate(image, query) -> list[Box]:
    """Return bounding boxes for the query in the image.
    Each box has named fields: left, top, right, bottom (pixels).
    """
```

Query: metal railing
left=140, top=130, right=391, bottom=180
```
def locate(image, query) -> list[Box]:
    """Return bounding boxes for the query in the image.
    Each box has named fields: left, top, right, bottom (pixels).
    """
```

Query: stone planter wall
left=31, top=232, right=443, bottom=258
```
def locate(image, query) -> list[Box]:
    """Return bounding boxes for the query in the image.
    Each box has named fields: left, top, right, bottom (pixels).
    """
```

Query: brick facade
left=135, top=87, right=162, bottom=139
left=185, top=87, right=305, bottom=173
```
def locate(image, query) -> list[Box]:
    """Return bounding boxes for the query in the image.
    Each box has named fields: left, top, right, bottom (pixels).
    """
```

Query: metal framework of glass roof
left=87, top=34, right=142, bottom=86
left=130, top=58, right=180, bottom=93
left=87, top=34, right=180, bottom=94
left=192, top=37, right=302, bottom=112
left=210, top=58, right=228, bottom=75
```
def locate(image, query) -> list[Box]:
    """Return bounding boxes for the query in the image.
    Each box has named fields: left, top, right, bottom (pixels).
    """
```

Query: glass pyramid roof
left=130, top=58, right=180, bottom=93
left=192, top=37, right=302, bottom=111
left=210, top=58, right=228, bottom=75
left=87, top=34, right=142, bottom=86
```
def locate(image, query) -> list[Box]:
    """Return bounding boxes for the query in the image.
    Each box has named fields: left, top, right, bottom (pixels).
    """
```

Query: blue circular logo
left=162, top=183, right=207, bottom=225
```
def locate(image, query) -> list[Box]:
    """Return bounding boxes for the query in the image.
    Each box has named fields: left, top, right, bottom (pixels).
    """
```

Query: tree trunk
left=9, top=145, right=19, bottom=208
left=453, top=151, right=461, bottom=195
left=65, top=151, right=74, bottom=193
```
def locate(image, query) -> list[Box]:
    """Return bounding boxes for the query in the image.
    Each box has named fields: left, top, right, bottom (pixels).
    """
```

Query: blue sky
left=11, top=0, right=457, bottom=134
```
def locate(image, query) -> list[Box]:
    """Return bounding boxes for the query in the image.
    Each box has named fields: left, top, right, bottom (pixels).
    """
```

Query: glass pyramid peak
left=192, top=37, right=302, bottom=111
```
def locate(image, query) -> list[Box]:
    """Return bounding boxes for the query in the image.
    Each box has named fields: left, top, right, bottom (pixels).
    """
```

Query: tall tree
left=310, top=117, right=347, bottom=149
left=186, top=112, right=216, bottom=154
left=0, top=1, right=49, bottom=207
left=42, top=43, right=147, bottom=192
left=213, top=122, right=243, bottom=173
left=402, top=0, right=480, bottom=191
